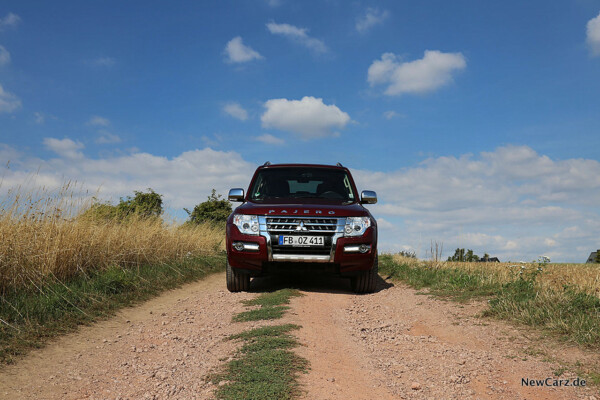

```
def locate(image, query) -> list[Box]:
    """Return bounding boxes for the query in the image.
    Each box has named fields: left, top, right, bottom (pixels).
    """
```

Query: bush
left=185, top=189, right=232, bottom=224
left=80, top=189, right=163, bottom=222
left=117, top=189, right=163, bottom=219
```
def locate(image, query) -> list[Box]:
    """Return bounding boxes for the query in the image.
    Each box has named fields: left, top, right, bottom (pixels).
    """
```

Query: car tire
left=226, top=262, right=250, bottom=292
left=351, top=254, right=378, bottom=294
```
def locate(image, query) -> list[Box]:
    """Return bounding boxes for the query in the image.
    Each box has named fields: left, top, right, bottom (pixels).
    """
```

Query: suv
left=225, top=162, right=378, bottom=293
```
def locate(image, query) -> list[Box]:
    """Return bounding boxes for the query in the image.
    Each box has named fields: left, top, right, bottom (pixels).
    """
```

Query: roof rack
left=263, top=161, right=271, bottom=166
left=336, top=162, right=343, bottom=167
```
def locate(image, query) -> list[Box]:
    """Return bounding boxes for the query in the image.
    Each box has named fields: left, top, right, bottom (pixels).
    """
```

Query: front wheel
left=226, top=262, right=250, bottom=292
left=350, top=255, right=378, bottom=294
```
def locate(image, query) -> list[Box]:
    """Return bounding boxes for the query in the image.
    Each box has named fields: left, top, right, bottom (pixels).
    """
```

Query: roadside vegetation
left=380, top=254, right=600, bottom=348
left=0, top=184, right=227, bottom=364
left=214, top=289, right=308, bottom=400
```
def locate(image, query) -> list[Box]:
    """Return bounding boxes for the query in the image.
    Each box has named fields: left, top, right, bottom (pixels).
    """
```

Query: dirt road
left=0, top=272, right=597, bottom=399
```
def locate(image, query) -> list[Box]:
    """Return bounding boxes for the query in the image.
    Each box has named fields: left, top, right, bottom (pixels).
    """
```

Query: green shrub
left=80, top=189, right=163, bottom=222
left=185, top=189, right=232, bottom=224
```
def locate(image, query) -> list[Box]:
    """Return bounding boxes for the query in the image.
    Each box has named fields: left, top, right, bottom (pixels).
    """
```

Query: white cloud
left=0, top=12, right=20, bottom=31
left=368, top=50, right=466, bottom=96
left=43, top=138, right=85, bottom=159
left=261, top=96, right=350, bottom=139
left=586, top=12, right=600, bottom=56
left=1, top=141, right=254, bottom=211
left=0, top=45, right=10, bottom=66
left=383, top=110, right=404, bottom=120
left=1, top=141, right=599, bottom=262
left=352, top=145, right=600, bottom=262
left=33, top=112, right=57, bottom=124
left=224, top=37, right=263, bottom=63
left=88, top=57, right=116, bottom=68
left=96, top=130, right=122, bottom=144
left=223, top=102, right=248, bottom=121
left=356, top=8, right=389, bottom=33
left=255, top=133, right=284, bottom=145
left=0, top=84, right=21, bottom=113
left=88, top=115, right=111, bottom=127
left=266, top=22, right=327, bottom=53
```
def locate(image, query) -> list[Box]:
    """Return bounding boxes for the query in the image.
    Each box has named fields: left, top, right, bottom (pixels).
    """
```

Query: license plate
left=278, top=236, right=325, bottom=246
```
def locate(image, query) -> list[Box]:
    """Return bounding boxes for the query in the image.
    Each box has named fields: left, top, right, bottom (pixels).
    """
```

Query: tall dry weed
left=0, top=183, right=224, bottom=293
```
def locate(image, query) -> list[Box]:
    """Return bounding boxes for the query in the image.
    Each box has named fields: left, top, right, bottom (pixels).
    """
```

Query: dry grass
left=0, top=183, right=225, bottom=293
left=391, top=255, right=600, bottom=297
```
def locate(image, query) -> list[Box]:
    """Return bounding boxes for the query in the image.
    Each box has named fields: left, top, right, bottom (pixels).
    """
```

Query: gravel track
left=0, top=272, right=598, bottom=399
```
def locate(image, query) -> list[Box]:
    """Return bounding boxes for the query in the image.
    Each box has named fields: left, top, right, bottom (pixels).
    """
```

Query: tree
left=397, top=250, right=417, bottom=259
left=117, top=189, right=163, bottom=219
left=596, top=251, right=600, bottom=263
left=448, top=248, right=480, bottom=262
left=185, top=189, right=232, bottom=224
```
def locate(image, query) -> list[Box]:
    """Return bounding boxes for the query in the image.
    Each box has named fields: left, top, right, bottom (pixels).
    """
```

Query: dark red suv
left=225, top=162, right=378, bottom=293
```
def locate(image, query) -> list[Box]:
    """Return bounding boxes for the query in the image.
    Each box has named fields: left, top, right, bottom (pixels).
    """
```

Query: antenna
left=263, top=161, right=271, bottom=166
left=336, top=162, right=343, bottom=167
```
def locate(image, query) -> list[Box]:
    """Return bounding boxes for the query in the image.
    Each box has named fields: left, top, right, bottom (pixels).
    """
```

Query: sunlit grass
left=391, top=255, right=600, bottom=297
left=0, top=182, right=225, bottom=293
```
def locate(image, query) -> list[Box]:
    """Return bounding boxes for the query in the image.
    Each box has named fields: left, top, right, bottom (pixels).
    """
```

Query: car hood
left=232, top=201, right=370, bottom=217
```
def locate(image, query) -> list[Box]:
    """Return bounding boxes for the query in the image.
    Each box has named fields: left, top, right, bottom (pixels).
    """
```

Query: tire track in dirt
left=1, top=273, right=598, bottom=400
left=289, top=276, right=599, bottom=400
left=0, top=273, right=257, bottom=400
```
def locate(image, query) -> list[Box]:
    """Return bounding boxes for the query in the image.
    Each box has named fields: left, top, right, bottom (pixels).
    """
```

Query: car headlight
left=344, top=217, right=371, bottom=237
left=233, top=214, right=259, bottom=235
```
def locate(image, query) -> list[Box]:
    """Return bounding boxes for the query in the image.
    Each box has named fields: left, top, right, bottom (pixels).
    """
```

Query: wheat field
left=391, top=254, right=600, bottom=297
left=0, top=183, right=224, bottom=293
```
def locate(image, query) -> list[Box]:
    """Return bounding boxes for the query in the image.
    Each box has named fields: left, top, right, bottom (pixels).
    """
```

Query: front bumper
left=227, top=216, right=376, bottom=276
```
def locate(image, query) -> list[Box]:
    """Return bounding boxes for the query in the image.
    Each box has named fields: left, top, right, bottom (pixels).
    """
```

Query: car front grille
left=266, top=217, right=340, bottom=234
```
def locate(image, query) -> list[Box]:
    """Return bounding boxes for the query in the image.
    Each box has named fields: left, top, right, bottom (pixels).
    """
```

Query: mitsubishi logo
left=295, top=221, right=308, bottom=231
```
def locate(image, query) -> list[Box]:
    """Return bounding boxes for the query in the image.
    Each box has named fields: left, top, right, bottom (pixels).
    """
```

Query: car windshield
left=249, top=167, right=355, bottom=202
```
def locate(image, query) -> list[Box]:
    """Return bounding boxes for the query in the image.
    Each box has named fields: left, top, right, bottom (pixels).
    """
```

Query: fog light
left=233, top=242, right=259, bottom=252
left=359, top=244, right=371, bottom=253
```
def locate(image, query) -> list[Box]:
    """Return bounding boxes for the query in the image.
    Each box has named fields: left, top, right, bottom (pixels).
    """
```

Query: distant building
left=586, top=250, right=600, bottom=263
left=480, top=256, right=500, bottom=262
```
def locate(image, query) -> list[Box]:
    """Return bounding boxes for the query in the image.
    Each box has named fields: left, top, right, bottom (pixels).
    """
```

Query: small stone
left=411, top=382, right=421, bottom=390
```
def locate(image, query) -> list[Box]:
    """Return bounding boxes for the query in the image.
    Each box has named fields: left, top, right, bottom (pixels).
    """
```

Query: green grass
left=242, top=289, right=303, bottom=307
left=233, top=306, right=290, bottom=322
left=379, top=255, right=499, bottom=301
left=215, top=291, right=307, bottom=400
left=0, top=253, right=226, bottom=365
left=379, top=254, right=600, bottom=348
left=232, top=289, right=303, bottom=322
left=229, top=324, right=302, bottom=341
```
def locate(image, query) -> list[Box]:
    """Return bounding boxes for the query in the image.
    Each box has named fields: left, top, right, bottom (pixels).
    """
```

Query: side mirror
left=360, top=190, right=377, bottom=204
left=228, top=188, right=245, bottom=202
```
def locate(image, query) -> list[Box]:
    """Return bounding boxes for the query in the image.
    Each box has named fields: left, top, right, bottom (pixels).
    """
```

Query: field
left=391, top=254, right=600, bottom=296
left=0, top=184, right=224, bottom=293
left=381, top=255, right=600, bottom=349
left=1, top=185, right=599, bottom=396
left=0, top=184, right=226, bottom=363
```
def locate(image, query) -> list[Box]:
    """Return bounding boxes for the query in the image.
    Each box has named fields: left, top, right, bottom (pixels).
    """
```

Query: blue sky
left=1, top=1, right=600, bottom=262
